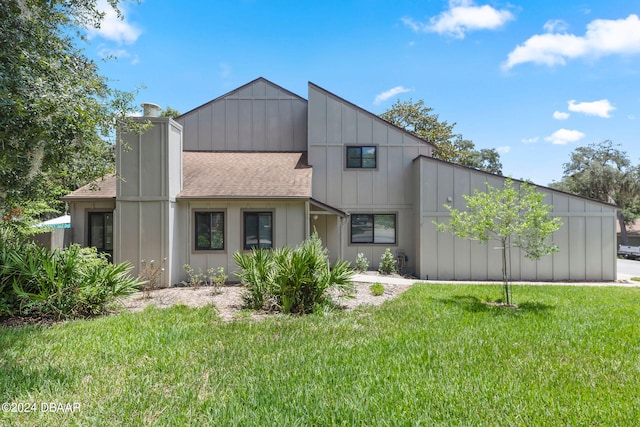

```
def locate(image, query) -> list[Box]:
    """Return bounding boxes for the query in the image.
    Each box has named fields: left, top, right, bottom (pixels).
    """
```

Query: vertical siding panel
left=252, top=100, right=267, bottom=150
left=326, top=146, right=342, bottom=207
left=280, top=100, right=294, bottom=151
left=225, top=100, right=239, bottom=150
left=586, top=217, right=602, bottom=279
left=373, top=146, right=388, bottom=205
left=266, top=99, right=279, bottom=149
left=238, top=100, right=252, bottom=150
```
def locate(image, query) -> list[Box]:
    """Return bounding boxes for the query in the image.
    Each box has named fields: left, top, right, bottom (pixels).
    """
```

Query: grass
left=1, top=284, right=639, bottom=425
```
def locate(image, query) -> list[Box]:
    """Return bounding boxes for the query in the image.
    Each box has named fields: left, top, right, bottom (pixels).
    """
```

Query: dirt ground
left=121, top=279, right=413, bottom=321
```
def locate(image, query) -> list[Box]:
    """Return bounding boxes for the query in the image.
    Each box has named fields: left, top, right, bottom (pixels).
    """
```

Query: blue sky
left=85, top=0, right=640, bottom=186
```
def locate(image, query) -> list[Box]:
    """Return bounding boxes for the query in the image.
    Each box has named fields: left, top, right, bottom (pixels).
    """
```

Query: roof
left=180, top=151, right=311, bottom=198
left=62, top=174, right=117, bottom=200
left=63, top=153, right=312, bottom=200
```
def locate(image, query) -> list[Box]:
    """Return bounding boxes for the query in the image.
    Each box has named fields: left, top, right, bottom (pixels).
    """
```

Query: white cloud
left=497, top=145, right=511, bottom=154
left=402, top=0, right=514, bottom=39
left=544, top=128, right=586, bottom=145
left=97, top=46, right=139, bottom=64
left=374, top=86, right=412, bottom=105
left=503, top=14, right=640, bottom=69
left=568, top=99, right=615, bottom=118
left=543, top=19, right=569, bottom=33
left=521, top=136, right=539, bottom=144
left=553, top=111, right=570, bottom=120
left=87, top=0, right=141, bottom=45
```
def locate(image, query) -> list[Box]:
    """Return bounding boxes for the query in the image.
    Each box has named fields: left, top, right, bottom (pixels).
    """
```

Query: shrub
left=378, top=248, right=397, bottom=275
left=355, top=253, right=369, bottom=273
left=234, top=233, right=355, bottom=314
left=183, top=265, right=227, bottom=294
left=6, top=244, right=142, bottom=319
left=370, top=283, right=385, bottom=296
left=207, top=266, right=227, bottom=295
left=140, top=258, right=166, bottom=298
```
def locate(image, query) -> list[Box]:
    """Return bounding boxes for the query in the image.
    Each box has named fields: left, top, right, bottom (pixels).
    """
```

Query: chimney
left=141, top=102, right=161, bottom=117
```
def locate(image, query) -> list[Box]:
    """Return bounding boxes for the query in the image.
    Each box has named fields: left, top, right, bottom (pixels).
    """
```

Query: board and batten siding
left=175, top=78, right=308, bottom=152
left=177, top=199, right=307, bottom=283
left=413, top=156, right=618, bottom=281
left=307, top=83, right=433, bottom=273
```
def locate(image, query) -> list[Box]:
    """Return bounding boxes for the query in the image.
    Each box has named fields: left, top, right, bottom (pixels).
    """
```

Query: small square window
left=195, top=212, right=225, bottom=251
left=346, top=146, right=376, bottom=169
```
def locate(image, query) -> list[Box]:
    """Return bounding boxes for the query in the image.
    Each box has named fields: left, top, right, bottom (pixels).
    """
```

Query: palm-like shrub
left=1, top=225, right=142, bottom=319
left=234, top=233, right=354, bottom=314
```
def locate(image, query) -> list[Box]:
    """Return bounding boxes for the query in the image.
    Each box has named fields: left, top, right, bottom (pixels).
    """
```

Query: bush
left=370, top=283, right=385, bottom=296
left=234, top=233, right=354, bottom=314
left=0, top=225, right=142, bottom=319
left=378, top=248, right=397, bottom=275
left=355, top=253, right=369, bottom=273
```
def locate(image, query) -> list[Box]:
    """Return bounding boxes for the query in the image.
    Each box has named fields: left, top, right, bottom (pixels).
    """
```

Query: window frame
left=243, top=211, right=274, bottom=250
left=87, top=211, right=114, bottom=259
left=350, top=213, right=397, bottom=245
left=345, top=145, right=377, bottom=169
left=194, top=211, right=226, bottom=252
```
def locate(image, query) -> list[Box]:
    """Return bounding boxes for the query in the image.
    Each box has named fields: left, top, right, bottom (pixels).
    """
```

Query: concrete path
left=353, top=271, right=640, bottom=288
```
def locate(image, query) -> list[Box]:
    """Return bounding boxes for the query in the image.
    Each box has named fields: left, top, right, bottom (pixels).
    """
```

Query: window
left=88, top=212, right=113, bottom=259
left=195, top=212, right=225, bottom=251
left=244, top=212, right=273, bottom=250
left=350, top=214, right=396, bottom=244
left=346, top=146, right=376, bottom=169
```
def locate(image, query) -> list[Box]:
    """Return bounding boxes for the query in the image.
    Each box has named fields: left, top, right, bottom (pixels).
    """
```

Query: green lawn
left=1, top=284, right=639, bottom=426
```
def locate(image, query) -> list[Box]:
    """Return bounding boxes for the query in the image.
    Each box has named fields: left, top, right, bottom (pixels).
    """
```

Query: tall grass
left=1, top=284, right=639, bottom=425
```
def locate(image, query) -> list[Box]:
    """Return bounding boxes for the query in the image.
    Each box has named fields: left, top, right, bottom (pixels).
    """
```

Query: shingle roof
left=62, top=152, right=312, bottom=200
left=180, top=151, right=311, bottom=198
left=62, top=174, right=117, bottom=200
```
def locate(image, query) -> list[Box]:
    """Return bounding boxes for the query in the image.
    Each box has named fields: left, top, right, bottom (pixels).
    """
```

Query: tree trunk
left=501, top=239, right=510, bottom=305
left=618, top=210, right=628, bottom=246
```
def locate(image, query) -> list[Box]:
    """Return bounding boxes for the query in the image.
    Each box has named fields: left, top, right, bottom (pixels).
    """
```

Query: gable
left=175, top=77, right=308, bottom=152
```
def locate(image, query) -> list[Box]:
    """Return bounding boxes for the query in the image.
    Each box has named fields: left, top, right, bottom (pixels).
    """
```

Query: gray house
left=64, top=77, right=618, bottom=285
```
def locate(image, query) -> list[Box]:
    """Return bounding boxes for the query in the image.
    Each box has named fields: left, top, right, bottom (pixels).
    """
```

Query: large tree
left=550, top=141, right=640, bottom=245
left=380, top=99, right=502, bottom=174
left=0, top=0, right=139, bottom=222
left=436, top=179, right=562, bottom=306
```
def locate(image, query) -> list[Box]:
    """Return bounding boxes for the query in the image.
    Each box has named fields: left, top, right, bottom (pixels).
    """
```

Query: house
left=63, top=77, right=618, bottom=285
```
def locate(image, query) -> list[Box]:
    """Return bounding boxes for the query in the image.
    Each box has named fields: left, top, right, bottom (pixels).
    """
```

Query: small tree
left=435, top=179, right=562, bottom=306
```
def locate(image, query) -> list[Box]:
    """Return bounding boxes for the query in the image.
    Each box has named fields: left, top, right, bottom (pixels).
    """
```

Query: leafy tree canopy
left=550, top=140, right=640, bottom=244
left=436, top=179, right=562, bottom=305
left=0, top=0, right=140, bottom=223
left=380, top=99, right=502, bottom=174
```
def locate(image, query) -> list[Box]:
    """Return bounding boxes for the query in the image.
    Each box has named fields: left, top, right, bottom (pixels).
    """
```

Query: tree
left=550, top=141, right=640, bottom=245
left=380, top=99, right=502, bottom=174
left=160, top=106, right=181, bottom=118
left=0, top=0, right=139, bottom=223
left=436, top=179, right=562, bottom=306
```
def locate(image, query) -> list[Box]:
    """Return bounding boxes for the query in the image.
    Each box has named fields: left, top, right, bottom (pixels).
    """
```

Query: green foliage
left=370, top=282, right=385, bottom=296
left=0, top=0, right=141, bottom=220
left=436, top=179, right=562, bottom=305
left=234, top=233, right=355, bottom=314
left=355, top=252, right=369, bottom=273
left=550, top=140, right=640, bottom=244
left=1, top=285, right=639, bottom=425
left=380, top=99, right=502, bottom=174
left=160, top=106, right=181, bottom=118
left=0, top=225, right=141, bottom=319
left=378, top=248, right=397, bottom=275
left=183, top=265, right=228, bottom=295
